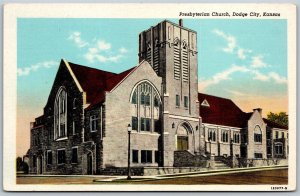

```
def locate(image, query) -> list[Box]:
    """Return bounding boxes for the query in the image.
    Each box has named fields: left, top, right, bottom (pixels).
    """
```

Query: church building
left=27, top=20, right=288, bottom=175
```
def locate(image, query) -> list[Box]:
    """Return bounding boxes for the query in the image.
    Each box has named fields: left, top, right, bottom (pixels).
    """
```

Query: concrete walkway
left=93, top=165, right=288, bottom=182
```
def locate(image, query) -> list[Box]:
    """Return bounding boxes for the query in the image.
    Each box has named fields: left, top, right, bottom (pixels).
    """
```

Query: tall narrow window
left=131, top=90, right=137, bottom=104
left=57, top=149, right=66, bottom=165
left=47, top=151, right=52, bottom=165
left=145, top=94, right=150, bottom=106
left=132, top=150, right=138, bottom=163
left=184, top=96, right=188, bottom=108
left=90, top=115, right=99, bottom=132
left=176, top=94, right=180, bottom=107
left=254, top=125, right=262, bottom=143
left=72, top=121, right=76, bottom=135
left=173, top=38, right=181, bottom=80
left=54, top=87, right=67, bottom=140
left=72, top=147, right=78, bottom=164
left=182, top=41, right=189, bottom=82
left=275, top=143, right=283, bottom=155
left=73, top=98, right=77, bottom=109
left=132, top=117, right=138, bottom=131
left=154, top=96, right=159, bottom=107
left=141, top=93, right=145, bottom=105
left=141, top=118, right=145, bottom=131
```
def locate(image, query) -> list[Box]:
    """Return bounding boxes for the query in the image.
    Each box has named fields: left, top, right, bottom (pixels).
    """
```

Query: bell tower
left=139, top=20, right=201, bottom=166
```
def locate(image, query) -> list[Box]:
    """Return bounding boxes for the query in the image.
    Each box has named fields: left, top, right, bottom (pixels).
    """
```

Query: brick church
left=27, top=20, right=288, bottom=175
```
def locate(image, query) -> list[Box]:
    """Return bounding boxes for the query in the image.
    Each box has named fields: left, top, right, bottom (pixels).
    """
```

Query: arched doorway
left=176, top=123, right=192, bottom=151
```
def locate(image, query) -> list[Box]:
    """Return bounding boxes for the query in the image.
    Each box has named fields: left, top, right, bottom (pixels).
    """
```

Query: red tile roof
left=198, top=93, right=252, bottom=128
left=67, top=61, right=135, bottom=109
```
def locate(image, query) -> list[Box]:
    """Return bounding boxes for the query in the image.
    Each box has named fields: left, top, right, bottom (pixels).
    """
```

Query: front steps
left=214, top=160, right=231, bottom=170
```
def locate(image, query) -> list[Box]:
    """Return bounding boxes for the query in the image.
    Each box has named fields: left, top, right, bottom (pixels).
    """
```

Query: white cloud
left=18, top=61, right=58, bottom=76
left=268, top=72, right=287, bottom=84
left=68, top=31, right=128, bottom=64
left=250, top=70, right=287, bottom=84
left=84, top=52, right=123, bottom=63
left=97, top=40, right=111, bottom=51
left=225, top=89, right=249, bottom=97
left=213, top=29, right=237, bottom=53
left=199, top=65, right=250, bottom=91
left=237, top=48, right=246, bottom=59
left=119, top=47, right=128, bottom=54
left=213, top=29, right=253, bottom=60
left=68, top=31, right=88, bottom=48
left=252, top=70, right=269, bottom=81
left=250, top=55, right=268, bottom=68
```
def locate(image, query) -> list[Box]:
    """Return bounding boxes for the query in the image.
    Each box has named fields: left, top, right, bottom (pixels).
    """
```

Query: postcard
left=3, top=3, right=296, bottom=191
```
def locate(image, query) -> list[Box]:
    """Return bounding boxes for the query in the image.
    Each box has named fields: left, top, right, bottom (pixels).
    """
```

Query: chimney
left=253, top=108, right=262, bottom=114
left=179, top=19, right=183, bottom=27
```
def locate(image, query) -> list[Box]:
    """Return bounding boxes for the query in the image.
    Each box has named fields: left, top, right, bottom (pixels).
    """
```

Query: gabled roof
left=67, top=60, right=135, bottom=109
left=263, top=118, right=288, bottom=130
left=198, top=93, right=251, bottom=128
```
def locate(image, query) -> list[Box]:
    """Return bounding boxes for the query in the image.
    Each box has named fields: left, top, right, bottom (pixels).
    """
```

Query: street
left=17, top=168, right=288, bottom=185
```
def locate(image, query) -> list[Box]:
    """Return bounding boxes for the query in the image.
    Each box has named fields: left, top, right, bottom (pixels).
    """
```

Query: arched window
left=254, top=125, right=262, bottom=143
left=208, top=128, right=216, bottom=142
left=54, top=87, right=67, bottom=140
left=130, top=81, right=161, bottom=132
left=131, top=90, right=137, bottom=104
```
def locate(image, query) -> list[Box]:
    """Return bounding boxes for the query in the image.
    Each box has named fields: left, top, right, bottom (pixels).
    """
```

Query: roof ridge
left=67, top=60, right=117, bottom=75
left=198, top=92, right=232, bottom=101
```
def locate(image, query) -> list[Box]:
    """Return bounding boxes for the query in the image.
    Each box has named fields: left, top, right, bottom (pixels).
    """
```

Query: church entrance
left=177, top=136, right=188, bottom=150
left=176, top=123, right=192, bottom=151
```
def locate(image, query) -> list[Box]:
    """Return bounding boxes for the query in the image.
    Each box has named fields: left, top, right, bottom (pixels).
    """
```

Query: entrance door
left=87, top=153, right=93, bottom=175
left=177, top=136, right=188, bottom=150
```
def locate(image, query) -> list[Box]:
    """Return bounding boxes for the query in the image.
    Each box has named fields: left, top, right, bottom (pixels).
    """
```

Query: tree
left=267, top=112, right=288, bottom=127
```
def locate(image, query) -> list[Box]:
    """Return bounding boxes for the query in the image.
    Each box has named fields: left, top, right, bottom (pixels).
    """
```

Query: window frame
left=54, top=87, right=68, bottom=140
left=254, top=125, right=262, bottom=143
left=57, top=148, right=66, bottom=165
left=46, top=150, right=52, bottom=165
left=71, top=146, right=78, bottom=164
left=141, top=150, right=152, bottom=163
left=176, top=94, right=180, bottom=107
left=132, top=149, right=139, bottom=163
left=132, top=116, right=138, bottom=131
left=90, top=115, right=99, bottom=132
left=184, top=96, right=189, bottom=108
left=275, top=142, right=283, bottom=155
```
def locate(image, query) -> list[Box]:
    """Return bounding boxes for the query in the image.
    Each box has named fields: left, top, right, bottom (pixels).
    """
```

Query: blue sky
left=17, top=18, right=287, bottom=156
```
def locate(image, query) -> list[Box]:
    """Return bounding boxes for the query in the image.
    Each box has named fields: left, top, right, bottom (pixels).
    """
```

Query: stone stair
left=214, top=160, right=231, bottom=170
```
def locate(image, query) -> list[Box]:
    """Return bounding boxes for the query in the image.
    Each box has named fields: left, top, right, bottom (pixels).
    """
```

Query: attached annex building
left=27, top=20, right=288, bottom=175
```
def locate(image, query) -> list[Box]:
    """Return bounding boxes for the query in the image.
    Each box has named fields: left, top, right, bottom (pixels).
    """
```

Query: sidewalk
left=94, top=164, right=288, bottom=182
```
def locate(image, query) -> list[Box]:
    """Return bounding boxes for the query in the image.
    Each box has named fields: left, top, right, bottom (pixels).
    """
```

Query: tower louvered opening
left=182, top=48, right=189, bottom=82
left=153, top=46, right=159, bottom=74
left=174, top=41, right=181, bottom=80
